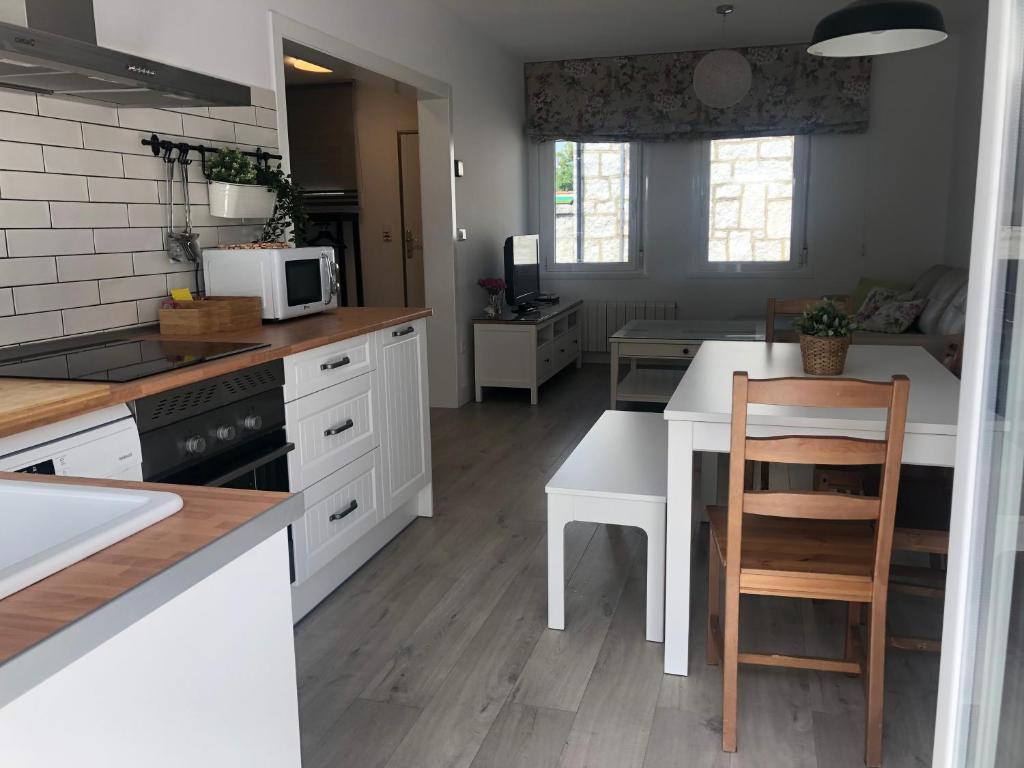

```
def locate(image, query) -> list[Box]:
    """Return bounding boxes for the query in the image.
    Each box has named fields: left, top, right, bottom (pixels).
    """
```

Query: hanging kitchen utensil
left=177, top=147, right=201, bottom=264
left=163, top=148, right=191, bottom=263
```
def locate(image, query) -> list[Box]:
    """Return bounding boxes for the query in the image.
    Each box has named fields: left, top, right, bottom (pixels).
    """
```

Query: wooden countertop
left=0, top=306, right=431, bottom=439
left=0, top=472, right=302, bottom=703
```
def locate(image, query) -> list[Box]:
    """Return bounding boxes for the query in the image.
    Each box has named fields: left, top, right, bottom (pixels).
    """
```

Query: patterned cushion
left=854, top=286, right=912, bottom=324
left=860, top=299, right=927, bottom=333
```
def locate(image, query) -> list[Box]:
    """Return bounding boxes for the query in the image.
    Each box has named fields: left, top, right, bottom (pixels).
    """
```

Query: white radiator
left=581, top=301, right=678, bottom=353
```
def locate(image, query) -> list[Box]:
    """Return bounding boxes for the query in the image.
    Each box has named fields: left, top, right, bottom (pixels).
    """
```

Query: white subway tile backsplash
left=63, top=301, right=137, bottom=335
left=117, top=108, right=183, bottom=134
left=250, top=88, right=276, bottom=110
left=0, top=99, right=276, bottom=344
left=38, top=96, right=118, bottom=126
left=0, top=113, right=82, bottom=147
left=234, top=123, right=278, bottom=148
left=121, top=154, right=166, bottom=180
left=0, top=256, right=57, bottom=287
left=14, top=281, right=99, bottom=313
left=0, top=171, right=89, bottom=201
left=43, top=146, right=124, bottom=177
left=209, top=106, right=256, bottom=125
left=6, top=228, right=94, bottom=257
left=82, top=123, right=158, bottom=155
left=50, top=202, right=128, bottom=228
left=181, top=114, right=235, bottom=142
left=87, top=177, right=159, bottom=204
left=132, top=250, right=192, bottom=275
left=255, top=108, right=277, bottom=129
left=0, top=89, right=37, bottom=115
left=99, top=274, right=167, bottom=303
left=0, top=142, right=44, bottom=172
left=57, top=252, right=133, bottom=281
left=0, top=200, right=50, bottom=228
left=0, top=311, right=62, bottom=345
left=93, top=227, right=162, bottom=253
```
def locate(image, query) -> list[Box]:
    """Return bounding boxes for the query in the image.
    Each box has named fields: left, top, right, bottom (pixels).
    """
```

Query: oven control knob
left=243, top=415, right=263, bottom=432
left=184, top=435, right=207, bottom=456
left=216, top=425, right=237, bottom=442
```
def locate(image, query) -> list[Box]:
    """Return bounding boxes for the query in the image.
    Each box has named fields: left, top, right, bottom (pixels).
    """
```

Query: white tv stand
left=473, top=300, right=582, bottom=405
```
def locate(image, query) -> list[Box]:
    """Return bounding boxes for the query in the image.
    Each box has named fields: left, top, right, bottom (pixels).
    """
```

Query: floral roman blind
left=524, top=44, right=872, bottom=142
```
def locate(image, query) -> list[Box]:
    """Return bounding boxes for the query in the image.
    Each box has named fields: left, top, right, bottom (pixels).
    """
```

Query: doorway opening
left=270, top=13, right=461, bottom=408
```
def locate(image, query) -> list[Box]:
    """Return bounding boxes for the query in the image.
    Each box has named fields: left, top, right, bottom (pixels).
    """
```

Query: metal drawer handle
left=392, top=326, right=415, bottom=337
left=320, top=356, right=351, bottom=371
left=329, top=500, right=358, bottom=522
left=324, top=418, right=355, bottom=437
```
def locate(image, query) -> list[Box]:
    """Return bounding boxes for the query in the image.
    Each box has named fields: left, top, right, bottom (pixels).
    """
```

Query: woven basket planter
left=799, top=334, right=850, bottom=376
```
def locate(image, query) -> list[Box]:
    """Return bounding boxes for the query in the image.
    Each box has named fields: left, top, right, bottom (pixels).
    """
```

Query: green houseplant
left=792, top=299, right=857, bottom=375
left=255, top=163, right=308, bottom=245
left=206, top=148, right=277, bottom=222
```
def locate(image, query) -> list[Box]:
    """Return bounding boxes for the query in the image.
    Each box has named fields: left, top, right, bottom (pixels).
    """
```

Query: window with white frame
left=699, top=135, right=808, bottom=273
left=542, top=141, right=641, bottom=273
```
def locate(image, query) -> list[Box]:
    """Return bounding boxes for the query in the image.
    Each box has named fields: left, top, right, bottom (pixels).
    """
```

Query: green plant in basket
left=792, top=299, right=857, bottom=338
left=206, top=148, right=258, bottom=185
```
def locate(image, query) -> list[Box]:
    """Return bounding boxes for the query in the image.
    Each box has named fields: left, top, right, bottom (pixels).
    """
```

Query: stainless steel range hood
left=0, top=0, right=249, bottom=107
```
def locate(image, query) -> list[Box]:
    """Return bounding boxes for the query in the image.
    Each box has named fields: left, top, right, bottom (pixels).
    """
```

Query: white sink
left=0, top=479, right=183, bottom=600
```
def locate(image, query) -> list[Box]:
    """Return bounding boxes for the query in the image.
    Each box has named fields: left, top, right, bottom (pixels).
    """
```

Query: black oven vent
left=133, top=360, right=285, bottom=432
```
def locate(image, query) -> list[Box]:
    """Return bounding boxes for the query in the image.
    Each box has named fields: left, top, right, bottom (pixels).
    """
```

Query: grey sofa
left=852, top=265, right=968, bottom=358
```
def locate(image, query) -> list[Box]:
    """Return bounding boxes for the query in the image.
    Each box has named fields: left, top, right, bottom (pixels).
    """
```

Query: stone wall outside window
left=554, top=142, right=629, bottom=264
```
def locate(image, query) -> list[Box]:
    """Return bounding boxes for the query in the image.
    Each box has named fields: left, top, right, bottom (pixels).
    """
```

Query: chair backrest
left=765, top=297, right=850, bottom=343
left=726, top=373, right=910, bottom=590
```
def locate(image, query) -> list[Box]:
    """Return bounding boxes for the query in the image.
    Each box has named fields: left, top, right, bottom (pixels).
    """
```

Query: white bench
left=545, top=410, right=668, bottom=642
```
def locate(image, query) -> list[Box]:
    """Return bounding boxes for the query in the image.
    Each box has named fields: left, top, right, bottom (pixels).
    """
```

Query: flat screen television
left=504, top=234, right=540, bottom=312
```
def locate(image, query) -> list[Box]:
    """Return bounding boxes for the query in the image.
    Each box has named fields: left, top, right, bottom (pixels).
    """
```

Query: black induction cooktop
left=0, top=334, right=270, bottom=382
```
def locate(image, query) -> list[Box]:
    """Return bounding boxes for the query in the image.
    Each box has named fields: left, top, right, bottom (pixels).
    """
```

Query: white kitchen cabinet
left=286, top=319, right=432, bottom=620
left=377, top=319, right=432, bottom=516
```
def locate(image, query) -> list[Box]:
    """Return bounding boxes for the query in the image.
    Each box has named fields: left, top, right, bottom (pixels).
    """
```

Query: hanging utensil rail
left=141, top=133, right=283, bottom=179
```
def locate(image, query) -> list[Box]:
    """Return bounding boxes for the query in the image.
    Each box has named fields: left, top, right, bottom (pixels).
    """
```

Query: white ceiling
left=429, top=0, right=978, bottom=62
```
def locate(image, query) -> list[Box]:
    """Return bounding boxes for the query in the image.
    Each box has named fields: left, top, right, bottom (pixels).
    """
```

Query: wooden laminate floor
left=294, top=364, right=941, bottom=768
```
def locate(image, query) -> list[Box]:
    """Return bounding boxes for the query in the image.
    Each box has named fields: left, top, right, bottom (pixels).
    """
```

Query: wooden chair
left=765, top=296, right=850, bottom=343
left=706, top=372, right=910, bottom=768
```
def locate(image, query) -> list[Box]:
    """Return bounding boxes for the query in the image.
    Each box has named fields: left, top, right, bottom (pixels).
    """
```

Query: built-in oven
left=132, top=360, right=298, bottom=579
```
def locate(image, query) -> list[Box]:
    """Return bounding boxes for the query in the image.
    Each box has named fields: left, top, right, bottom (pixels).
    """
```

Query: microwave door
left=284, top=258, right=326, bottom=308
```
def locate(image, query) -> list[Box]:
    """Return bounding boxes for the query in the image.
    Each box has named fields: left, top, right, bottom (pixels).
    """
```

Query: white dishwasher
left=0, top=404, right=143, bottom=480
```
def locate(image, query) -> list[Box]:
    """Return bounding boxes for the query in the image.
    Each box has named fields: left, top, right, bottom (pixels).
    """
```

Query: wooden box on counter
left=159, top=296, right=263, bottom=335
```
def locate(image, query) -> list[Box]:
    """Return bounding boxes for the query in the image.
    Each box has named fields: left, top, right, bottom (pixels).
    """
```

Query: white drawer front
left=283, top=334, right=375, bottom=402
left=302, top=449, right=383, bottom=575
left=286, top=372, right=380, bottom=490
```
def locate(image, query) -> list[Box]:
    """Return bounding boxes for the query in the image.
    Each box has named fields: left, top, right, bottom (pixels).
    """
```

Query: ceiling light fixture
left=285, top=56, right=333, bottom=74
left=693, top=5, right=752, bottom=109
left=808, top=0, right=947, bottom=58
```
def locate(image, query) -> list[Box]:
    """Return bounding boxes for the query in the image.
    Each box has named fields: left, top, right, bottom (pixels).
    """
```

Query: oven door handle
left=204, top=442, right=295, bottom=488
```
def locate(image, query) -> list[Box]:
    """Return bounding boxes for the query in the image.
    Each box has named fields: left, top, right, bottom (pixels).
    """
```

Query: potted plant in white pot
left=792, top=299, right=857, bottom=376
left=206, top=148, right=276, bottom=219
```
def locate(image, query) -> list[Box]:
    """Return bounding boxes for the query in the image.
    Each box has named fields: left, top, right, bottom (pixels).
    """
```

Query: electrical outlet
left=382, top=226, right=393, bottom=243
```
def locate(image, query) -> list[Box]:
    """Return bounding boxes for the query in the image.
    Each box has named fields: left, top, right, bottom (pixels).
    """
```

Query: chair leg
left=864, top=599, right=886, bottom=768
left=707, top=529, right=721, bottom=665
left=722, top=569, right=740, bottom=753
left=845, top=602, right=861, bottom=666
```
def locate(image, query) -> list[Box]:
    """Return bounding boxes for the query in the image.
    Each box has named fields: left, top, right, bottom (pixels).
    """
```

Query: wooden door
left=398, top=131, right=425, bottom=307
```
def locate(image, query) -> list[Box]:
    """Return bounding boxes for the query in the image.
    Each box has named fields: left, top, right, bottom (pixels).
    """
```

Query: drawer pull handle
left=392, top=326, right=415, bottom=337
left=324, top=419, right=355, bottom=437
left=329, top=500, right=358, bottom=522
left=320, top=356, right=351, bottom=371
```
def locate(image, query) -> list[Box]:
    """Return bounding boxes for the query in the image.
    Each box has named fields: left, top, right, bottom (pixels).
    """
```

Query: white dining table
left=661, top=341, right=961, bottom=676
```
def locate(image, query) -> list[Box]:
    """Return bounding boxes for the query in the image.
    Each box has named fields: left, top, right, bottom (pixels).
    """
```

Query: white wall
left=944, top=10, right=989, bottom=269
left=93, top=0, right=527, bottom=407
left=536, top=40, right=968, bottom=320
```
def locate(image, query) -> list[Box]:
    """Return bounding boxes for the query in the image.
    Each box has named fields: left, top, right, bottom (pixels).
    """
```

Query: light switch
left=456, top=228, right=468, bottom=242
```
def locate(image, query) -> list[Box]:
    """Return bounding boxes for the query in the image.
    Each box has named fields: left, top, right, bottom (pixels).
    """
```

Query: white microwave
left=202, top=246, right=338, bottom=320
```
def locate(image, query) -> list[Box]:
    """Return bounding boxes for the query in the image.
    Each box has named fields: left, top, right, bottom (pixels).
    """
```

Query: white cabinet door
left=378, top=319, right=431, bottom=514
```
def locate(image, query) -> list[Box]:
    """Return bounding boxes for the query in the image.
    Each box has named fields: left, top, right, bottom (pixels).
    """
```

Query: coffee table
left=609, top=319, right=764, bottom=408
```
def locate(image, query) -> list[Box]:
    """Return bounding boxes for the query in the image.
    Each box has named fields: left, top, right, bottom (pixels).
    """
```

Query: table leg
left=610, top=341, right=620, bottom=409
left=665, top=419, right=694, bottom=675
left=547, top=494, right=571, bottom=630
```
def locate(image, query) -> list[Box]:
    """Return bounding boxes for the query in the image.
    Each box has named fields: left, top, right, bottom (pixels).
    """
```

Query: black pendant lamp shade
left=808, top=0, right=948, bottom=57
